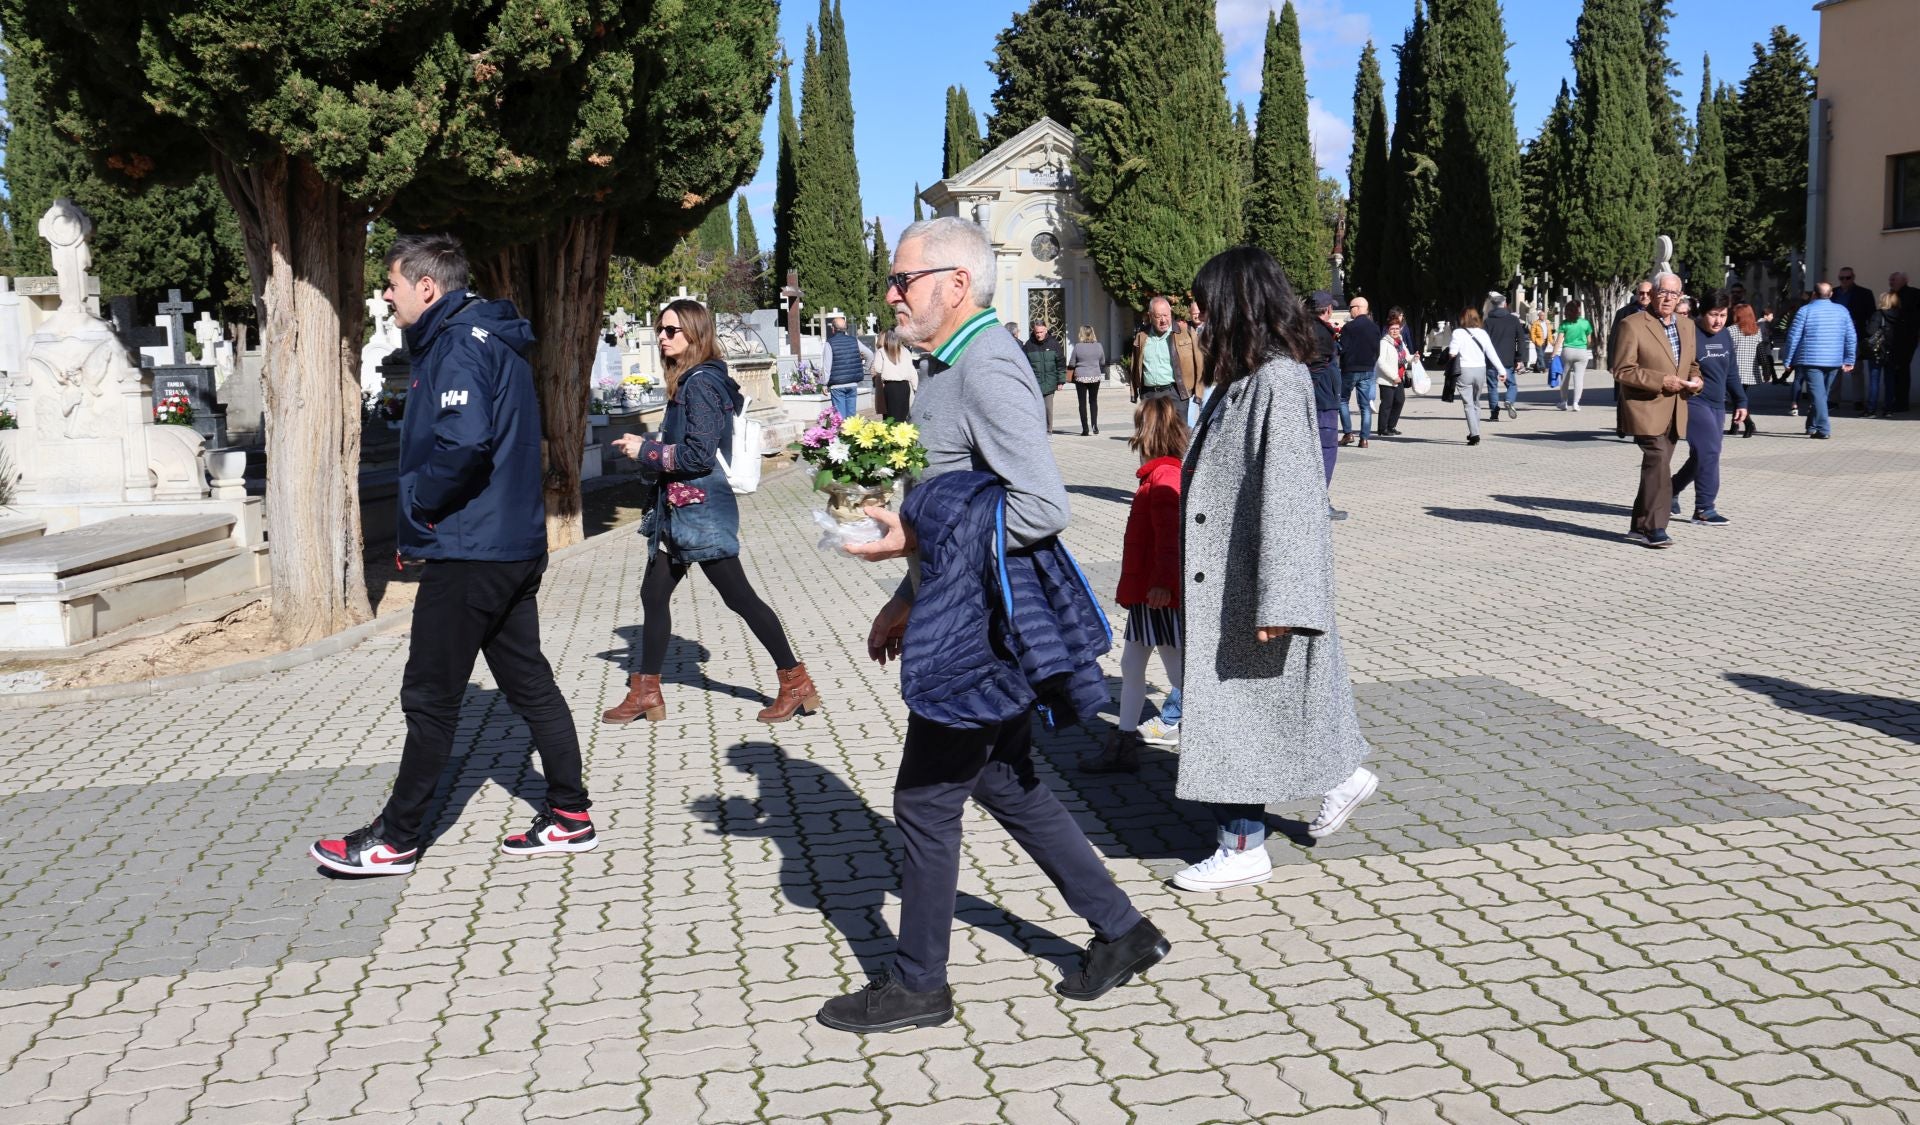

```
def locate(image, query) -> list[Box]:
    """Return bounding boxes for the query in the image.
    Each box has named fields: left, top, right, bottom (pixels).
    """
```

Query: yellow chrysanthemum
left=889, top=449, right=910, bottom=469
left=890, top=422, right=918, bottom=446
left=840, top=415, right=865, bottom=437
left=855, top=427, right=881, bottom=449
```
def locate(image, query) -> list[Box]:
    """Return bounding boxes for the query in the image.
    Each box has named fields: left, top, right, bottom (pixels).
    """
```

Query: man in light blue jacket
left=1785, top=281, right=1857, bottom=439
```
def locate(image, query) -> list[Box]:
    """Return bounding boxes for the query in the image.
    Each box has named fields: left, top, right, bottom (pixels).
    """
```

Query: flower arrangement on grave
left=154, top=392, right=195, bottom=426
left=619, top=369, right=657, bottom=409
left=789, top=409, right=927, bottom=549
left=0, top=406, right=16, bottom=431
left=591, top=371, right=621, bottom=415
left=378, top=388, right=407, bottom=421
left=781, top=359, right=825, bottom=396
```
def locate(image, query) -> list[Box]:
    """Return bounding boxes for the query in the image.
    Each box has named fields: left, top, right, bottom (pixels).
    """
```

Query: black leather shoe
left=1057, top=918, right=1170, bottom=1001
left=817, top=974, right=954, bottom=1033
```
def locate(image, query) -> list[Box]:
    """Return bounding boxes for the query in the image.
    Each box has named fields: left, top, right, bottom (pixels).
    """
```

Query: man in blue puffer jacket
left=825, top=217, right=1168, bottom=1035
left=310, top=233, right=594, bottom=877
left=1784, top=281, right=1858, bottom=440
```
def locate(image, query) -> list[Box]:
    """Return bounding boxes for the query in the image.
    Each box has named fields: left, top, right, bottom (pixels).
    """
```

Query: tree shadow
left=1495, top=431, right=1624, bottom=443
left=1066, top=484, right=1134, bottom=506
left=1491, top=495, right=1634, bottom=518
left=1424, top=506, right=1623, bottom=543
left=692, top=741, right=1081, bottom=978
left=1723, top=674, right=1920, bottom=746
left=593, top=627, right=763, bottom=703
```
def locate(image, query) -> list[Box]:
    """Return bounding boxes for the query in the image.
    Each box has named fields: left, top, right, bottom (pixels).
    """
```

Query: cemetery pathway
left=4, top=381, right=1920, bottom=1123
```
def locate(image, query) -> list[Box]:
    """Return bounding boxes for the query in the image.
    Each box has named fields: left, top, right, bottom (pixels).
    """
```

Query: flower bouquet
left=154, top=392, right=195, bottom=426
left=0, top=406, right=16, bottom=431
left=789, top=407, right=929, bottom=552
left=378, top=388, right=407, bottom=422
left=620, top=371, right=658, bottom=410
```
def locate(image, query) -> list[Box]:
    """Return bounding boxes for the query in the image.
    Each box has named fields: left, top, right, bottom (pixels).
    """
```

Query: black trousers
left=892, top=711, right=1141, bottom=991
left=880, top=380, right=911, bottom=422
left=638, top=552, right=796, bottom=675
left=380, top=556, right=589, bottom=850
left=1074, top=382, right=1100, bottom=432
left=1890, top=345, right=1916, bottom=412
left=1377, top=383, right=1407, bottom=433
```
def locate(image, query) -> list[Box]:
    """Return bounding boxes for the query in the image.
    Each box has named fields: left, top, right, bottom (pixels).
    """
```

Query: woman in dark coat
left=604, top=299, right=819, bottom=725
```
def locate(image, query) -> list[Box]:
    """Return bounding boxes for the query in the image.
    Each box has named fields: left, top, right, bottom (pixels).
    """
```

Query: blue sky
left=742, top=0, right=1825, bottom=256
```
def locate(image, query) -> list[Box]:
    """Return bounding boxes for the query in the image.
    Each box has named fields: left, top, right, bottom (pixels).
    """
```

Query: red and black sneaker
left=500, top=808, right=597, bottom=856
left=310, top=819, right=418, bottom=875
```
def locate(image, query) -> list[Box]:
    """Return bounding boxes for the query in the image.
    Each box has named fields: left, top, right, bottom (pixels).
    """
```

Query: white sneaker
left=1138, top=718, right=1180, bottom=747
left=1309, top=766, right=1379, bottom=839
left=1172, top=845, right=1273, bottom=892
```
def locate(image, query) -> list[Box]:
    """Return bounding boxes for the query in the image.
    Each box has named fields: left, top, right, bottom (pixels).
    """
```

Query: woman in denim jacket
left=604, top=299, right=819, bottom=725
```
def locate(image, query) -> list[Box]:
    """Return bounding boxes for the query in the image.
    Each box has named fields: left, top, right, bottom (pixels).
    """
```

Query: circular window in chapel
left=1030, top=232, right=1061, bottom=262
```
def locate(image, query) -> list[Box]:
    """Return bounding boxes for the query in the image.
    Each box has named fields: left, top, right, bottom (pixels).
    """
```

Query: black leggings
left=639, top=552, right=797, bottom=675
left=1377, top=384, right=1406, bottom=433
left=1074, top=382, right=1100, bottom=432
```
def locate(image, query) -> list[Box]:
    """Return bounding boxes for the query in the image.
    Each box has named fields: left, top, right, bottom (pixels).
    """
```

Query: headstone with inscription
left=147, top=290, right=227, bottom=447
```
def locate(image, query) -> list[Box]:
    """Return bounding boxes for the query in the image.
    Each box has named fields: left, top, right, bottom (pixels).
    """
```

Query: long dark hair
left=662, top=298, right=718, bottom=397
left=1190, top=246, right=1317, bottom=388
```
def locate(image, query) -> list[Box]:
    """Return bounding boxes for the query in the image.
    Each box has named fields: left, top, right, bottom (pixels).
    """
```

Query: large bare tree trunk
left=214, top=154, right=375, bottom=646
left=474, top=214, right=620, bottom=550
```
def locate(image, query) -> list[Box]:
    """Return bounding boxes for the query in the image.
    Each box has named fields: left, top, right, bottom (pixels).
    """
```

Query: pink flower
left=800, top=426, right=830, bottom=448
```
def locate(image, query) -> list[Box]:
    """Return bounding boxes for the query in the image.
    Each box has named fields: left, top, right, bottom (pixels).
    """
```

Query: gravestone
left=108, top=297, right=168, bottom=368
left=147, top=290, right=227, bottom=447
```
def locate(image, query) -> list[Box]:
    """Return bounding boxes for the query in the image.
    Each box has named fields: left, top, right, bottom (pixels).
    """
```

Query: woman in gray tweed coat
left=1172, top=247, right=1379, bottom=894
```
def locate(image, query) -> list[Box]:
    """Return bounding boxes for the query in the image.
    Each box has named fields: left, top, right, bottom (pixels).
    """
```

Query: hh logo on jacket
left=440, top=390, right=469, bottom=408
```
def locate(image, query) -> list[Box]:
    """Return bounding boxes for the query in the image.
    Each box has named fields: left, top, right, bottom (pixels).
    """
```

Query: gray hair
left=1487, top=291, right=1506, bottom=307
left=898, top=216, right=996, bottom=307
left=1652, top=271, right=1682, bottom=291
left=385, top=232, right=470, bottom=291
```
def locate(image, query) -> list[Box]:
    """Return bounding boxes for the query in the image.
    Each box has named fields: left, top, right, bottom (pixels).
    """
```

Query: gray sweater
left=898, top=315, right=1071, bottom=600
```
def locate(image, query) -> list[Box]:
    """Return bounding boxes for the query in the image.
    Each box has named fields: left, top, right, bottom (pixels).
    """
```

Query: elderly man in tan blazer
left=1612, top=271, right=1703, bottom=548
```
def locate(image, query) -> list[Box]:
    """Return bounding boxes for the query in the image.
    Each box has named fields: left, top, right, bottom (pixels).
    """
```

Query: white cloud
left=1221, top=0, right=1373, bottom=93
left=1309, top=98, right=1355, bottom=183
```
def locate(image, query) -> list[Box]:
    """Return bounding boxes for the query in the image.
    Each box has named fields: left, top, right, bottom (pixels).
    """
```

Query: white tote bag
left=715, top=393, right=763, bottom=495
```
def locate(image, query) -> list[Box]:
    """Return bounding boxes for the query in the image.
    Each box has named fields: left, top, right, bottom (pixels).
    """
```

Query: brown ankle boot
left=757, top=664, right=822, bottom=723
left=602, top=674, right=665, bottom=724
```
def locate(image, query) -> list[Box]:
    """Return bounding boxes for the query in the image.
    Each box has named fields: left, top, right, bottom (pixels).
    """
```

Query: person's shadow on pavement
left=691, top=741, right=1080, bottom=978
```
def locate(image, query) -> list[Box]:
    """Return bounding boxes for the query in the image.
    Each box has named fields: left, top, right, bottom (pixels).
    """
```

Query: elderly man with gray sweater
left=820, top=217, right=1167, bottom=1035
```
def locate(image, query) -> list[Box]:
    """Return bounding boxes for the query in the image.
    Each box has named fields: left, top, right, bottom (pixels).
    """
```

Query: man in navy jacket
left=310, top=233, right=595, bottom=876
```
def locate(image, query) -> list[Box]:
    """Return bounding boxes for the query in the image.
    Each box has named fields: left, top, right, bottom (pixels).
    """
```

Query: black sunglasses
left=659, top=325, right=685, bottom=339
left=886, top=266, right=958, bottom=294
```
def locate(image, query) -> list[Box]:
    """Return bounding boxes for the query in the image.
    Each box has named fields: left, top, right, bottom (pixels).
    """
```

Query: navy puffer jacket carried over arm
left=899, top=472, right=1112, bottom=729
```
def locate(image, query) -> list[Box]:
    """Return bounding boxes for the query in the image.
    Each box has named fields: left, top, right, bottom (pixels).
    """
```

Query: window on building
left=1894, top=152, right=1920, bottom=230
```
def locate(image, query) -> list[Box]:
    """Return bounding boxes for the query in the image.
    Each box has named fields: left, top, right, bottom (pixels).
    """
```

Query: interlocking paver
left=7, top=389, right=1920, bottom=1121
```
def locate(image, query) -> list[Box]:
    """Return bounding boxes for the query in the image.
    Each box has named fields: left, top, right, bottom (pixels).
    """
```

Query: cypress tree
left=913, top=185, right=924, bottom=222
left=1567, top=0, right=1658, bottom=321
left=1245, top=5, right=1322, bottom=291
left=736, top=197, right=760, bottom=259
left=986, top=0, right=1098, bottom=148
left=870, top=218, right=894, bottom=330
left=1520, top=80, right=1576, bottom=288
left=1078, top=0, right=1243, bottom=310
left=943, top=86, right=983, bottom=176
left=1347, top=42, right=1389, bottom=298
left=1641, top=0, right=1689, bottom=197
left=1232, top=103, right=1253, bottom=188
left=774, top=59, right=799, bottom=289
left=1382, top=2, right=1438, bottom=312
left=696, top=199, right=735, bottom=259
left=1426, top=0, right=1523, bottom=306
left=1726, top=27, right=1814, bottom=274
left=792, top=0, right=869, bottom=319
left=1680, top=57, right=1728, bottom=286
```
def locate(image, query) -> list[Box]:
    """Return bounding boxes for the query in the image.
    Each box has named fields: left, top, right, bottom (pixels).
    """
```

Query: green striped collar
left=931, top=308, right=1001, bottom=366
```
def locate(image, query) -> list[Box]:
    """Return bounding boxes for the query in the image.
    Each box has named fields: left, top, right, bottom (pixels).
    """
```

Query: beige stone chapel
left=919, top=117, right=1132, bottom=355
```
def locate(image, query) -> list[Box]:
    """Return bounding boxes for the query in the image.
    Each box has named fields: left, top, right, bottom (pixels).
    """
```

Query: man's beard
left=893, top=300, right=941, bottom=347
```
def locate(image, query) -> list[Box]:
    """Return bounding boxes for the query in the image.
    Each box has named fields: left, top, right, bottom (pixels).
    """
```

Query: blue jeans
left=1211, top=803, right=1266, bottom=853
left=1487, top=366, right=1516, bottom=411
left=1160, top=687, right=1181, bottom=726
left=1318, top=408, right=1339, bottom=484
left=1802, top=366, right=1838, bottom=436
left=829, top=384, right=860, bottom=421
left=1672, top=400, right=1725, bottom=513
left=1866, top=361, right=1886, bottom=413
left=1337, top=371, right=1374, bottom=435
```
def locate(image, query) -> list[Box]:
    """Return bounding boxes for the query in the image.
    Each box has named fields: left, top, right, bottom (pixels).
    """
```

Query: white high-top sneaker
left=1309, top=766, right=1379, bottom=839
left=1172, top=845, right=1273, bottom=892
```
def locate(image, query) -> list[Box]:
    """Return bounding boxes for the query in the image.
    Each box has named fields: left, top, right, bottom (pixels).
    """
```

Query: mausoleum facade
left=919, top=118, right=1131, bottom=356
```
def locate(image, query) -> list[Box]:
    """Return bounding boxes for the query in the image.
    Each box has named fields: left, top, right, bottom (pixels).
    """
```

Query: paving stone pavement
left=5, top=379, right=1920, bottom=1124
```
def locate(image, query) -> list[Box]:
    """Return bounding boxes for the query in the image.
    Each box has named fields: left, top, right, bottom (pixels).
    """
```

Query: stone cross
left=157, top=289, right=195, bottom=367
left=780, top=270, right=804, bottom=359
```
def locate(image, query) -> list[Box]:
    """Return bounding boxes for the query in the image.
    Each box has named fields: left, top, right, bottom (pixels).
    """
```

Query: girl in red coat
left=1082, top=396, right=1188, bottom=774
